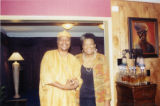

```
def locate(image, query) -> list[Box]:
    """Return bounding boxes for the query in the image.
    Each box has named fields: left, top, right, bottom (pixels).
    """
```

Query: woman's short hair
left=80, top=33, right=96, bottom=44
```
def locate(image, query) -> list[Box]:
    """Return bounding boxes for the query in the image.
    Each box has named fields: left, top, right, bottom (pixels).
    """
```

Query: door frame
left=1, top=15, right=114, bottom=106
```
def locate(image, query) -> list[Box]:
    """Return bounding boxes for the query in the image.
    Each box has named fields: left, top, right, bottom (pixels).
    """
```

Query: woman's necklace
left=85, top=67, right=92, bottom=72
left=82, top=52, right=97, bottom=72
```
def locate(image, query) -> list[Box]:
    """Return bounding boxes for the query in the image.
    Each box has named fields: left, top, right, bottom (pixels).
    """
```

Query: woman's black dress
left=80, top=65, right=96, bottom=106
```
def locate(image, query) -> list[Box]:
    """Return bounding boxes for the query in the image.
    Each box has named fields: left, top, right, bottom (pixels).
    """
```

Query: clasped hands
left=64, top=78, right=79, bottom=90
left=46, top=78, right=79, bottom=90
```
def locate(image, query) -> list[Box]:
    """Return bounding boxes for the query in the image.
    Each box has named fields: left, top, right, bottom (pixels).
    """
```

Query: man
left=39, top=30, right=82, bottom=106
left=134, top=23, right=155, bottom=53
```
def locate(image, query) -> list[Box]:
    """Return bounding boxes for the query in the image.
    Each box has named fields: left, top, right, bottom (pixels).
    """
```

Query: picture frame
left=128, top=17, right=159, bottom=58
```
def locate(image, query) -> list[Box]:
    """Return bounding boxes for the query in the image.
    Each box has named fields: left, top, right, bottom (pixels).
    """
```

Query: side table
left=116, top=82, right=157, bottom=106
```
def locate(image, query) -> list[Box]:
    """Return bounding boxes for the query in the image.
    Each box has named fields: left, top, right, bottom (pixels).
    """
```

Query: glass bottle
left=138, top=57, right=145, bottom=85
left=121, top=50, right=128, bottom=84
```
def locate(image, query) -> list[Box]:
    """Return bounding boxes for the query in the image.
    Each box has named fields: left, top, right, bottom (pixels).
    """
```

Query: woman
left=76, top=33, right=111, bottom=106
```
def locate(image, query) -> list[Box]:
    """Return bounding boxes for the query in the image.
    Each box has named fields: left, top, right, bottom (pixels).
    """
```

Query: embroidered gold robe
left=39, top=50, right=82, bottom=106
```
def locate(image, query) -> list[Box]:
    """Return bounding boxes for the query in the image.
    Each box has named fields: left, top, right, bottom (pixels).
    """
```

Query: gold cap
left=57, top=30, right=71, bottom=38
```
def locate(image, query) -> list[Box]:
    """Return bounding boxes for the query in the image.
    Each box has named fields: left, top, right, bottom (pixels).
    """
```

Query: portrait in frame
left=128, top=17, right=159, bottom=58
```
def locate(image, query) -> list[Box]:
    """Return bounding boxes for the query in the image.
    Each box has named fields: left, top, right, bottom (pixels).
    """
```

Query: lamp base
left=13, top=94, right=20, bottom=99
left=12, top=61, right=20, bottom=99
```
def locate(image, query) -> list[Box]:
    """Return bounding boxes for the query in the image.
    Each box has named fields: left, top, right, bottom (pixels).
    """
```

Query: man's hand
left=45, top=78, right=79, bottom=90
left=63, top=78, right=79, bottom=90
left=70, top=78, right=79, bottom=87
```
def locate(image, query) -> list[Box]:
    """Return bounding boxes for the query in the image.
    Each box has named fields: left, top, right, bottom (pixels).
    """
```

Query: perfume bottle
left=121, top=50, right=128, bottom=84
left=129, top=66, right=137, bottom=85
left=138, top=57, right=146, bottom=85
left=122, top=50, right=127, bottom=65
left=117, top=59, right=123, bottom=82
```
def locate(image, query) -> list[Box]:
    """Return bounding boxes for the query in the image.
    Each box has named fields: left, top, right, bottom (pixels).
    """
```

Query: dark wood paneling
left=1, top=32, right=12, bottom=97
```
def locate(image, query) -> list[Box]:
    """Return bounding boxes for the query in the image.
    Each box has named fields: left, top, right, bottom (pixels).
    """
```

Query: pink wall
left=1, top=0, right=111, bottom=17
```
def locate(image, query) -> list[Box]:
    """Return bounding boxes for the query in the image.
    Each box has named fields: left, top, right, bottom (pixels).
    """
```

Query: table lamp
left=8, top=52, right=24, bottom=98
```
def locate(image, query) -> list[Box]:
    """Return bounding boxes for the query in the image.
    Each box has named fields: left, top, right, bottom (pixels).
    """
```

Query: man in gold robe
left=39, top=31, right=82, bottom=106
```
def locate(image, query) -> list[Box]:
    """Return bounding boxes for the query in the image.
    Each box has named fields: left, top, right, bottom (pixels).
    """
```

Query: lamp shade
left=8, top=52, right=24, bottom=61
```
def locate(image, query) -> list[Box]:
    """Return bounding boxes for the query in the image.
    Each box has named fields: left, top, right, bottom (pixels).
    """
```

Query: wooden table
left=116, top=82, right=157, bottom=106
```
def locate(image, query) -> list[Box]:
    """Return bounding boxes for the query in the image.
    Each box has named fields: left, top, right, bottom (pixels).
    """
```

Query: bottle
left=138, top=57, right=145, bottom=85
left=121, top=50, right=128, bottom=84
left=122, top=50, right=127, bottom=65
left=117, top=58, right=123, bottom=82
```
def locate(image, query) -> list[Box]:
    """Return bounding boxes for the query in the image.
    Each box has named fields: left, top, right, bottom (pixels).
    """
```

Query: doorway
left=1, top=17, right=113, bottom=106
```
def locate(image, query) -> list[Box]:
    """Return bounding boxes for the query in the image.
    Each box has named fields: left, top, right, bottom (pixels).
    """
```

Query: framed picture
left=128, top=17, right=159, bottom=58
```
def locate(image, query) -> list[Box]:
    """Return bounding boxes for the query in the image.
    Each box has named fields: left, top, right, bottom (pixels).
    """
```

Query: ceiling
left=1, top=21, right=104, bottom=37
left=2, top=26, right=104, bottom=37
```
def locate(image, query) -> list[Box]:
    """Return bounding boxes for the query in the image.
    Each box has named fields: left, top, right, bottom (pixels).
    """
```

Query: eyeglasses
left=137, top=31, right=147, bottom=38
left=137, top=31, right=147, bottom=35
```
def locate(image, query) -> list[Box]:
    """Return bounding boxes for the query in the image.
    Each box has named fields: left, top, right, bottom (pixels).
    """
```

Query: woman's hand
left=63, top=79, right=79, bottom=90
left=70, top=78, right=79, bottom=87
left=104, top=100, right=110, bottom=106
